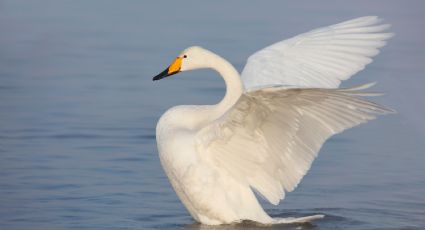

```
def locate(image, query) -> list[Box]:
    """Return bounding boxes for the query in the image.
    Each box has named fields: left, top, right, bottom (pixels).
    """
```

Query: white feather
left=241, top=16, right=393, bottom=89
left=195, top=85, right=394, bottom=205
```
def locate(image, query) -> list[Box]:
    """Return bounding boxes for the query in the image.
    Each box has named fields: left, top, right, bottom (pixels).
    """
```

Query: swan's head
left=153, top=46, right=212, bottom=81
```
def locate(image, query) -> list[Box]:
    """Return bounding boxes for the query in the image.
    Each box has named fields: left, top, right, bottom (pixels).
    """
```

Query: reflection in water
left=184, top=210, right=351, bottom=230
left=185, top=222, right=316, bottom=230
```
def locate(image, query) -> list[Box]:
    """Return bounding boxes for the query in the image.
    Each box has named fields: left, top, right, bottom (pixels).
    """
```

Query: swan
left=152, top=16, right=394, bottom=225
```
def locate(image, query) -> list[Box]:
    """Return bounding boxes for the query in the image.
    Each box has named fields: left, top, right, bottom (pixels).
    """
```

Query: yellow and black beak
left=153, top=57, right=182, bottom=81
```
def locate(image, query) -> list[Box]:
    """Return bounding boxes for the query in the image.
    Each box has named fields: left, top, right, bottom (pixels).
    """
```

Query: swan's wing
left=241, top=16, right=393, bottom=89
left=195, top=85, right=394, bottom=205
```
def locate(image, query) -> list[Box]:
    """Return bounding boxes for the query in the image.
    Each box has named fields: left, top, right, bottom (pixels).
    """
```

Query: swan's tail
left=269, top=214, right=325, bottom=224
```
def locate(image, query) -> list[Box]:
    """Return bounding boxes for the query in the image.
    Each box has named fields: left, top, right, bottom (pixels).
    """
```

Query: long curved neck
left=157, top=50, right=244, bottom=132
left=206, top=52, right=244, bottom=117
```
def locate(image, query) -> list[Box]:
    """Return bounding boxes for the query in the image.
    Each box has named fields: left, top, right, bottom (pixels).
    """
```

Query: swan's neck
left=157, top=51, right=244, bottom=133
left=207, top=53, right=244, bottom=117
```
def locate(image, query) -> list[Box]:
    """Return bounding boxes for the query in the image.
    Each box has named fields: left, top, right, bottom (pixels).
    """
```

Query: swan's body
left=156, top=51, right=273, bottom=224
left=153, top=17, right=394, bottom=225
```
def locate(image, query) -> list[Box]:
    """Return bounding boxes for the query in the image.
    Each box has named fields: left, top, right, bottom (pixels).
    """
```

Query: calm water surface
left=0, top=1, right=424, bottom=229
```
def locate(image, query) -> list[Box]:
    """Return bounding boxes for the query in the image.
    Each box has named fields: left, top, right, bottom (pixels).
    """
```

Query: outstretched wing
left=241, top=16, right=393, bottom=89
left=195, top=85, right=393, bottom=205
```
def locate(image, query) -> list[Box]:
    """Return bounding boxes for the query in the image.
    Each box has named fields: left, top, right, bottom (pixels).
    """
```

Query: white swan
left=152, top=16, right=394, bottom=225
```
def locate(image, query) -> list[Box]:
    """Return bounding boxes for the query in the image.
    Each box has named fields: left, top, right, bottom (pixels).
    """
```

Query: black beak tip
left=152, top=69, right=180, bottom=82
left=152, top=68, right=169, bottom=81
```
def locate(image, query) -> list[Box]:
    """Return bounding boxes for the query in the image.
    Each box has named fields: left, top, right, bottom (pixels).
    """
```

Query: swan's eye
left=183, top=55, right=187, bottom=58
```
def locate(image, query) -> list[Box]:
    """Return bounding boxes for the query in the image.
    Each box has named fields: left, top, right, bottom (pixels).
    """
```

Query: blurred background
left=0, top=0, right=424, bottom=229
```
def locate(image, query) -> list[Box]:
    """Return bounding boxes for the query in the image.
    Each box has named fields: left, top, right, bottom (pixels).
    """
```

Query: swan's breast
left=155, top=105, right=211, bottom=168
left=156, top=105, right=214, bottom=143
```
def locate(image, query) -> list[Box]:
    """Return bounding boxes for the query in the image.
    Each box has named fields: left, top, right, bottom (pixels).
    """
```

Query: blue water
left=1, top=1, right=424, bottom=229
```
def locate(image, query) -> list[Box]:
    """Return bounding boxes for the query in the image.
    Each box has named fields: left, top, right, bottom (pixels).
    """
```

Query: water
left=1, top=1, right=424, bottom=229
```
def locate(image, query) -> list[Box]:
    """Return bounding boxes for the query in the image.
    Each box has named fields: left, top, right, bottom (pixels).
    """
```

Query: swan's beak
left=153, top=57, right=182, bottom=81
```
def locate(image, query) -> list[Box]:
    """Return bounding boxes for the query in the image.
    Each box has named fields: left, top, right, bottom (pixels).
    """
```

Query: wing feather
left=241, top=16, right=393, bottom=89
left=195, top=85, right=394, bottom=205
